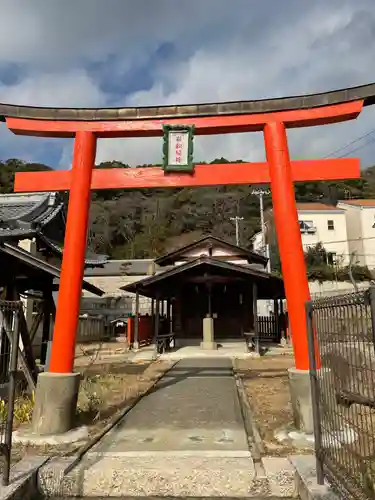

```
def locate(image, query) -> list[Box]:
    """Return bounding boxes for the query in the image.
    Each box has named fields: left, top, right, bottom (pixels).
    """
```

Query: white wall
left=337, top=202, right=375, bottom=269
left=251, top=231, right=264, bottom=254
left=359, top=208, right=375, bottom=269
left=309, top=280, right=371, bottom=298
left=175, top=246, right=248, bottom=264
left=298, top=210, right=350, bottom=265
left=337, top=203, right=365, bottom=266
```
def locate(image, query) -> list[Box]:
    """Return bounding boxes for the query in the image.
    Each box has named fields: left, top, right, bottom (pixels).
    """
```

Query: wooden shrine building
left=0, top=192, right=105, bottom=382
left=123, top=236, right=285, bottom=350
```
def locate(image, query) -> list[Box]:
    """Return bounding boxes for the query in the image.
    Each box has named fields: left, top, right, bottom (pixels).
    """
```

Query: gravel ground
left=235, top=355, right=311, bottom=456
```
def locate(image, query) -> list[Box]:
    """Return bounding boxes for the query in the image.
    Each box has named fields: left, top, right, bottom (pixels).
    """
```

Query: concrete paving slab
left=262, top=457, right=297, bottom=497
left=0, top=456, right=48, bottom=500
left=56, top=358, right=256, bottom=496
left=290, top=455, right=340, bottom=500
left=92, top=358, right=248, bottom=453
left=64, top=455, right=256, bottom=497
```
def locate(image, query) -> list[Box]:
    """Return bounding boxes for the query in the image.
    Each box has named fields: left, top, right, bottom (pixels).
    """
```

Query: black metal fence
left=257, top=315, right=282, bottom=343
left=306, top=288, right=375, bottom=500
left=0, top=300, right=22, bottom=486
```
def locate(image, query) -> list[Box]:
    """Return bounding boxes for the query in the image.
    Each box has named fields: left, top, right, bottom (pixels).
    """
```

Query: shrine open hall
left=1, top=81, right=375, bottom=436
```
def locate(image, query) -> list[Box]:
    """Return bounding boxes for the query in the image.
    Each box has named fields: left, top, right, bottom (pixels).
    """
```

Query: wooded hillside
left=2, top=158, right=375, bottom=261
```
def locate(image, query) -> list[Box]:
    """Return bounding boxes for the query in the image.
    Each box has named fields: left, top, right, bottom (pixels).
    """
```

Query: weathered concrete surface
left=200, top=317, right=217, bottom=350
left=65, top=455, right=255, bottom=497
left=0, top=456, right=48, bottom=500
left=92, top=358, right=248, bottom=453
left=32, top=371, right=81, bottom=435
left=288, top=368, right=314, bottom=434
left=262, top=457, right=297, bottom=497
left=290, top=455, right=340, bottom=500
left=47, top=358, right=255, bottom=497
left=13, top=424, right=88, bottom=446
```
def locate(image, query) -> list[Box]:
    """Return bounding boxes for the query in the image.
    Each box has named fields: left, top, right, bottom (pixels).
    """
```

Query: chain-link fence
left=306, top=288, right=375, bottom=499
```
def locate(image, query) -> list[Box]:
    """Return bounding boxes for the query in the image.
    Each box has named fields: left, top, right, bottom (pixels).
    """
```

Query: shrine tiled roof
left=0, top=192, right=107, bottom=266
left=0, top=192, right=63, bottom=238
left=154, top=235, right=268, bottom=267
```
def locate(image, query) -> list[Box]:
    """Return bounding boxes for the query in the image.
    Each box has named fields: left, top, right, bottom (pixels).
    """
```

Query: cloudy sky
left=1, top=0, right=375, bottom=169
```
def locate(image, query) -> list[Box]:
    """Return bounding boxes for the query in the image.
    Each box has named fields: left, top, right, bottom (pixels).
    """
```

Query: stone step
left=40, top=453, right=256, bottom=497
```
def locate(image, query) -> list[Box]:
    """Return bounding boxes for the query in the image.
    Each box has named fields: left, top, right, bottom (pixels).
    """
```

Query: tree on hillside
left=3, top=157, right=375, bottom=260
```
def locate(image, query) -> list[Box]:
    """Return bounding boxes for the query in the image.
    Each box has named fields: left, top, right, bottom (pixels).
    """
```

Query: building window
left=327, top=252, right=337, bottom=266
left=327, top=220, right=334, bottom=230
left=299, top=220, right=316, bottom=233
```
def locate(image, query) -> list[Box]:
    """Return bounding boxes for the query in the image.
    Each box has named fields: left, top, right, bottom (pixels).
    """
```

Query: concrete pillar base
left=201, top=317, right=216, bottom=350
left=200, top=341, right=218, bottom=350
left=280, top=336, right=288, bottom=347
left=133, top=341, right=139, bottom=351
left=32, top=372, right=81, bottom=435
left=288, top=368, right=313, bottom=434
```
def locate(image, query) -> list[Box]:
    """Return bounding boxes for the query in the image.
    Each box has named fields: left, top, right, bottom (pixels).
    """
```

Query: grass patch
left=0, top=392, right=35, bottom=429
left=9, top=360, right=172, bottom=465
left=75, top=361, right=170, bottom=429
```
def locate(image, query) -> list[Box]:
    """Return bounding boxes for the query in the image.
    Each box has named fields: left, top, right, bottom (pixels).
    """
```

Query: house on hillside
left=254, top=203, right=350, bottom=267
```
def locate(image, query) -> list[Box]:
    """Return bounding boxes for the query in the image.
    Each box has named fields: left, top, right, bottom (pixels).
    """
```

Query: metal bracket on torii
left=5, top=98, right=364, bottom=374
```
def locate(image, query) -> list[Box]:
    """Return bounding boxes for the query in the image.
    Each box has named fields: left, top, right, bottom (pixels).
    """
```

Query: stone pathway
left=43, top=357, right=301, bottom=497
left=92, top=357, right=249, bottom=453
left=74, top=358, right=256, bottom=496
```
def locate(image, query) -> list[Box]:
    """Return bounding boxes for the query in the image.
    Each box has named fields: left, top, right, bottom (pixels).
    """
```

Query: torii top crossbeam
left=3, top=81, right=375, bottom=375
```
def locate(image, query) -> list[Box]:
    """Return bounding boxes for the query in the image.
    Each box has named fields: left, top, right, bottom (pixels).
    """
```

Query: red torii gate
left=4, top=96, right=365, bottom=378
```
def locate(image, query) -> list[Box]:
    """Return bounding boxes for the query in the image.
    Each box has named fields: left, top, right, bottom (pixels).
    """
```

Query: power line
left=326, top=253, right=375, bottom=257
left=337, top=136, right=375, bottom=158
left=323, top=127, right=375, bottom=158
left=300, top=235, right=375, bottom=247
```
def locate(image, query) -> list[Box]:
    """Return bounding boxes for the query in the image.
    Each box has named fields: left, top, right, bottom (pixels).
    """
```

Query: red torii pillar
left=7, top=100, right=362, bottom=435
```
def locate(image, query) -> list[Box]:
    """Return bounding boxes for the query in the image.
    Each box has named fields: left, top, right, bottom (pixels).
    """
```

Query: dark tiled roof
left=122, top=256, right=284, bottom=300
left=84, top=259, right=171, bottom=276
left=0, top=192, right=107, bottom=266
left=0, top=242, right=104, bottom=296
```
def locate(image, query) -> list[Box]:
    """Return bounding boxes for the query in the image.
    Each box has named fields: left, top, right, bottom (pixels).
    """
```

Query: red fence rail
left=127, top=315, right=153, bottom=347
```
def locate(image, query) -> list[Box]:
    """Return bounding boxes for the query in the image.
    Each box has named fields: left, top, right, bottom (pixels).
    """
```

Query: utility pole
left=230, top=216, right=244, bottom=246
left=252, top=189, right=271, bottom=272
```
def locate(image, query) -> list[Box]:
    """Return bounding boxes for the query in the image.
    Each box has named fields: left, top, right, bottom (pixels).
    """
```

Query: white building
left=295, top=203, right=350, bottom=266
left=337, top=199, right=375, bottom=269
left=251, top=230, right=266, bottom=256
left=253, top=203, right=350, bottom=266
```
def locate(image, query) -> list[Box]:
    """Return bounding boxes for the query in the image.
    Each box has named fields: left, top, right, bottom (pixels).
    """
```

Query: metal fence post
left=3, top=309, right=20, bottom=486
left=369, top=286, right=375, bottom=351
left=305, top=300, right=324, bottom=486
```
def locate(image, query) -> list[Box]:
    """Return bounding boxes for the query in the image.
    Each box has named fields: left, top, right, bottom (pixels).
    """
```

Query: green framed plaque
left=162, top=124, right=195, bottom=173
